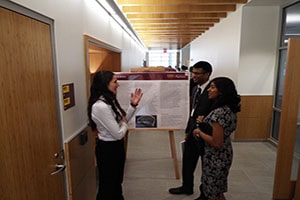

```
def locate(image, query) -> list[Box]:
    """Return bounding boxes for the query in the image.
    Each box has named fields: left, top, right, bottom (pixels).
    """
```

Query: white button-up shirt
left=92, top=99, right=136, bottom=141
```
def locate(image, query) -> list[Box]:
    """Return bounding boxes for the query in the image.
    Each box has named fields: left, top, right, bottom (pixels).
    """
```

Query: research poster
left=116, top=72, right=189, bottom=129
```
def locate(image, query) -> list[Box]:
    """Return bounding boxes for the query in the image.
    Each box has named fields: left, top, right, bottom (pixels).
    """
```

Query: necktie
left=192, top=87, right=201, bottom=108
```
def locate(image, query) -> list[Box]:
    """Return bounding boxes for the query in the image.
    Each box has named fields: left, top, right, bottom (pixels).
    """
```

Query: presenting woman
left=193, top=77, right=241, bottom=200
left=88, top=71, right=143, bottom=200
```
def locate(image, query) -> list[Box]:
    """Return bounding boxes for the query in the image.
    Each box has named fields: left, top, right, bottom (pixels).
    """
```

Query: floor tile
left=123, top=130, right=277, bottom=200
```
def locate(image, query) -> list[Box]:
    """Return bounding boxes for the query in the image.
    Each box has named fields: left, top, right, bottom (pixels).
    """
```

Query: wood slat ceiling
left=116, top=0, right=248, bottom=50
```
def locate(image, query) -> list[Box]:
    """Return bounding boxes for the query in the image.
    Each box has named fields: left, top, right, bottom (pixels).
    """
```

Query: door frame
left=0, top=0, right=66, bottom=197
left=83, top=34, right=122, bottom=100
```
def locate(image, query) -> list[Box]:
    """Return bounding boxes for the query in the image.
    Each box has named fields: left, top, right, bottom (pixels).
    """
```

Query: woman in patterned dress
left=193, top=77, right=241, bottom=200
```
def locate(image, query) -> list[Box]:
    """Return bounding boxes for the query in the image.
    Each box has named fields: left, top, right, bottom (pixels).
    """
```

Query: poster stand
left=126, top=128, right=180, bottom=179
left=117, top=69, right=188, bottom=180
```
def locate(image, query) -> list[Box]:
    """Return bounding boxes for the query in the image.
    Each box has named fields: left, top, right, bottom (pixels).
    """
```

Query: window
left=272, top=1, right=300, bottom=142
left=148, top=50, right=178, bottom=68
left=271, top=1, right=300, bottom=178
left=281, top=2, right=300, bottom=46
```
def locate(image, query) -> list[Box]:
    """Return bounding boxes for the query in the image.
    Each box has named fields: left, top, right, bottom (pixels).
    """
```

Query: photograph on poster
left=135, top=115, right=157, bottom=128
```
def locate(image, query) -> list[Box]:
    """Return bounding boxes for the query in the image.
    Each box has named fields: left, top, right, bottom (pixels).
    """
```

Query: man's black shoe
left=194, top=193, right=206, bottom=200
left=168, top=186, right=193, bottom=195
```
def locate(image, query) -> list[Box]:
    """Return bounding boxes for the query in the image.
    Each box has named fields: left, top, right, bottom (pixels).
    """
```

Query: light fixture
left=95, top=0, right=146, bottom=49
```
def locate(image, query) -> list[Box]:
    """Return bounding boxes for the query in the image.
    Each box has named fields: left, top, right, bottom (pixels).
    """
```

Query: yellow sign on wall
left=62, top=83, right=75, bottom=110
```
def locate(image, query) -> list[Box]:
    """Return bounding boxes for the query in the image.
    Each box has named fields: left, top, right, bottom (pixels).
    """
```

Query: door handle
left=50, top=164, right=66, bottom=176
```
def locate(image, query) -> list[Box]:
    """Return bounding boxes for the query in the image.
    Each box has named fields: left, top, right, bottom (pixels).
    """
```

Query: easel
left=123, top=68, right=186, bottom=180
left=125, top=128, right=180, bottom=179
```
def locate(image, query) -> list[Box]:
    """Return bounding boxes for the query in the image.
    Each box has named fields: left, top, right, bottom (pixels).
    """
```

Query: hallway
left=123, top=130, right=276, bottom=200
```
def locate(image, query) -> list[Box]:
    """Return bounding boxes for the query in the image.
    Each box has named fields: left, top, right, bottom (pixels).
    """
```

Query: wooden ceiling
left=116, top=0, right=248, bottom=50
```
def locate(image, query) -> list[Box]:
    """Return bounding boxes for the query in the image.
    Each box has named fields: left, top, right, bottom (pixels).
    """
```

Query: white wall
left=189, top=2, right=282, bottom=95
left=238, top=5, right=280, bottom=95
left=190, top=5, right=243, bottom=83
left=83, top=1, right=146, bottom=71
left=12, top=0, right=146, bottom=141
left=181, top=44, right=191, bottom=67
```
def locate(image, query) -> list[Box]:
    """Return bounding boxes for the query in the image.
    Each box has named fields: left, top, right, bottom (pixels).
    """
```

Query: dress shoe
left=168, top=186, right=193, bottom=195
left=194, top=193, right=206, bottom=200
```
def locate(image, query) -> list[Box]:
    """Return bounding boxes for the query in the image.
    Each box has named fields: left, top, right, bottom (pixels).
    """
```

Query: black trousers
left=96, top=138, right=125, bottom=200
left=182, top=136, right=203, bottom=192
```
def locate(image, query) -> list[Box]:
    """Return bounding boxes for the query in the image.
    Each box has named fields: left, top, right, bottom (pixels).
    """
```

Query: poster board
left=116, top=72, right=189, bottom=129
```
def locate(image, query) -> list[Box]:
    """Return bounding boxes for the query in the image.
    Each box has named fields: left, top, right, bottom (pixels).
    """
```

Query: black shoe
left=168, top=186, right=193, bottom=195
left=194, top=193, right=206, bottom=200
left=194, top=196, right=205, bottom=200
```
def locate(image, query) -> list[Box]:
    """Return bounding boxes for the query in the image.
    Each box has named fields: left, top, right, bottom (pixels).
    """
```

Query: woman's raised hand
left=130, top=88, right=143, bottom=106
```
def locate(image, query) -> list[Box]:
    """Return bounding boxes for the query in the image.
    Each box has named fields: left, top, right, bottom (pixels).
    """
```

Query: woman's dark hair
left=210, top=77, right=241, bottom=113
left=87, top=71, right=125, bottom=131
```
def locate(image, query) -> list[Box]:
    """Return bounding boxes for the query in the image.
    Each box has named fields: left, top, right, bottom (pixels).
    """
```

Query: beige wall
left=235, top=96, right=274, bottom=140
left=65, top=127, right=96, bottom=200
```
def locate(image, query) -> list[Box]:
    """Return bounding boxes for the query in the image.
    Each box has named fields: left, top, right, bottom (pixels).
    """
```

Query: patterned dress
left=202, top=106, right=237, bottom=200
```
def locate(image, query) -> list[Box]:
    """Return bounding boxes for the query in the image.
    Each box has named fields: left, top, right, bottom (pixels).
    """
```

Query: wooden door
left=273, top=38, right=300, bottom=199
left=0, top=6, right=65, bottom=200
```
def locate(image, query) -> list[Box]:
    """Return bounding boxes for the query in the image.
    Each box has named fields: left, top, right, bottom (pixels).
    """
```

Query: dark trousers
left=182, top=136, right=203, bottom=192
left=96, top=139, right=125, bottom=200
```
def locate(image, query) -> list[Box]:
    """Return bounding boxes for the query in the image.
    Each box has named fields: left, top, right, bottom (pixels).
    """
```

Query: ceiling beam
left=117, top=0, right=247, bottom=5
left=133, top=24, right=213, bottom=28
left=125, top=12, right=227, bottom=19
left=114, top=0, right=248, bottom=49
left=122, top=5, right=236, bottom=13
left=129, top=19, right=220, bottom=24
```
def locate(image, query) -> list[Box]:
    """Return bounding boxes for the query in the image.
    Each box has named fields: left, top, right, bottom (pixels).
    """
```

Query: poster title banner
left=116, top=72, right=188, bottom=81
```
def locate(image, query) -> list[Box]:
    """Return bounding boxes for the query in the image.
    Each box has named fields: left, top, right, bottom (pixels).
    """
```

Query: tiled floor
left=123, top=130, right=277, bottom=200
